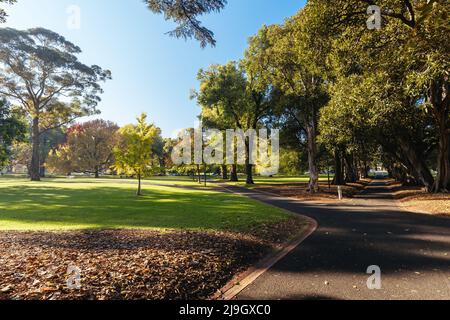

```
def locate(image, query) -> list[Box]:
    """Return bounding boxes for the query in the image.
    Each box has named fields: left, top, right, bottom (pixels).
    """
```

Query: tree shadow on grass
left=0, top=184, right=278, bottom=231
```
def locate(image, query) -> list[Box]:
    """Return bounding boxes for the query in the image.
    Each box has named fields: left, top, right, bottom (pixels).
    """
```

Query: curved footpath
left=224, top=181, right=450, bottom=300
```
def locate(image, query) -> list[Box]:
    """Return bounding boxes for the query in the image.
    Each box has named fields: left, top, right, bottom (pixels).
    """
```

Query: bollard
left=338, top=186, right=343, bottom=200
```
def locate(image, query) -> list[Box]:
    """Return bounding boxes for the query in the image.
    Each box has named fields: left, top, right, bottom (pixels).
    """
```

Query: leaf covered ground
left=253, top=181, right=368, bottom=201
left=0, top=217, right=307, bottom=300
left=399, top=193, right=450, bottom=216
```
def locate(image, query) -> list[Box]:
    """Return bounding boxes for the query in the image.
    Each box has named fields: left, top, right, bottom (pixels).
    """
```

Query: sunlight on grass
left=0, top=177, right=289, bottom=231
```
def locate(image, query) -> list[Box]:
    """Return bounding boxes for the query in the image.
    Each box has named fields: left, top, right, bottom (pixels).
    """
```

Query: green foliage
left=195, top=62, right=250, bottom=129
left=279, top=148, right=303, bottom=176
left=0, top=99, right=25, bottom=167
left=114, top=114, right=162, bottom=194
left=194, top=60, right=274, bottom=184
left=145, top=0, right=227, bottom=47
left=245, top=10, right=330, bottom=191
left=313, top=0, right=449, bottom=190
left=0, top=27, right=111, bottom=118
left=47, top=120, right=119, bottom=176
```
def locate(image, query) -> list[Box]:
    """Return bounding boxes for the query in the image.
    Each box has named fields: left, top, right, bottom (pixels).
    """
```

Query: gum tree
left=0, top=27, right=111, bottom=181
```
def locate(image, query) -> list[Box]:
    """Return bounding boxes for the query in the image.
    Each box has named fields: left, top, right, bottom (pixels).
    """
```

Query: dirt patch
left=0, top=217, right=307, bottom=300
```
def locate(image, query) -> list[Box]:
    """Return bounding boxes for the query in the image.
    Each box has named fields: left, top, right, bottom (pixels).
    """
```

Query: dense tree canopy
left=190, top=0, right=448, bottom=193
left=312, top=0, right=449, bottom=191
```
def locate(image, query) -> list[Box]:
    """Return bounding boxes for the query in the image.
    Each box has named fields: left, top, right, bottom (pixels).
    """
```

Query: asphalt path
left=230, top=181, right=450, bottom=300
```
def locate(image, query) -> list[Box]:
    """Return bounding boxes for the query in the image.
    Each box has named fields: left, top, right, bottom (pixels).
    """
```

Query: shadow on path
left=224, top=181, right=450, bottom=300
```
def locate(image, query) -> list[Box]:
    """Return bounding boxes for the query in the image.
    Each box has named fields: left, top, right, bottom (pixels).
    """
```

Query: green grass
left=0, top=177, right=289, bottom=232
left=95, top=174, right=203, bottom=186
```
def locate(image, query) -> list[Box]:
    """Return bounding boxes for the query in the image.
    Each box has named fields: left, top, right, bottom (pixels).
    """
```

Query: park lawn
left=97, top=175, right=207, bottom=186
left=0, top=177, right=290, bottom=231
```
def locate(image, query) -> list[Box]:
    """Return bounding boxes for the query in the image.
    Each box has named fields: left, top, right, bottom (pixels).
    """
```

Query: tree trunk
left=245, top=149, right=254, bottom=185
left=363, top=161, right=370, bottom=179
left=434, top=128, right=450, bottom=192
left=306, top=115, right=319, bottom=193
left=30, top=117, right=41, bottom=181
left=39, top=165, right=46, bottom=178
left=246, top=164, right=254, bottom=185
left=381, top=142, right=425, bottom=186
left=344, top=152, right=358, bottom=183
left=137, top=171, right=142, bottom=196
left=358, top=162, right=369, bottom=179
left=95, top=167, right=100, bottom=179
left=197, top=165, right=201, bottom=183
left=398, top=137, right=435, bottom=191
left=431, top=79, right=450, bottom=192
left=221, top=165, right=228, bottom=180
left=245, top=139, right=254, bottom=185
left=230, top=165, right=238, bottom=182
left=333, top=148, right=344, bottom=185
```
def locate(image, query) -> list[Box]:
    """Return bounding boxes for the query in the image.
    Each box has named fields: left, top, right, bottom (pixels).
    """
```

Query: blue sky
left=4, top=0, right=306, bottom=137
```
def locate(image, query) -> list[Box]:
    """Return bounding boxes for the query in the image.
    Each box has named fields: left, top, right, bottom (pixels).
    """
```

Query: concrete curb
left=210, top=184, right=319, bottom=301
left=211, top=216, right=318, bottom=301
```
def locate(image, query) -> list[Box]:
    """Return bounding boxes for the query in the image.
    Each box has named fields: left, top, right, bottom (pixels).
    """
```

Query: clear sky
left=3, top=0, right=306, bottom=137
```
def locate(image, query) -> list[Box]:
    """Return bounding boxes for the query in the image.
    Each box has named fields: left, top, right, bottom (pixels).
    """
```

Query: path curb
left=209, top=185, right=319, bottom=301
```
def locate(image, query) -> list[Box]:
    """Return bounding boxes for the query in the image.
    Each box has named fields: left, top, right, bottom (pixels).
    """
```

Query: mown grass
left=0, top=177, right=289, bottom=231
